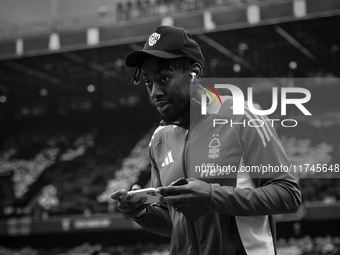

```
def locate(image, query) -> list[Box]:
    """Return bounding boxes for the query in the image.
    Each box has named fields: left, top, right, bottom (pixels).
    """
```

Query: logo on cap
left=148, top=33, right=161, bottom=46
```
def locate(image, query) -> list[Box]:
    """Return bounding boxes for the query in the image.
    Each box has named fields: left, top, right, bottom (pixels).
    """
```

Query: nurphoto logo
left=197, top=83, right=312, bottom=128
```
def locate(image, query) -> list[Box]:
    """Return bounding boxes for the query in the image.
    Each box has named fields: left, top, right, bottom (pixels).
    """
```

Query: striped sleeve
left=210, top=100, right=302, bottom=216
left=232, top=102, right=300, bottom=189
left=231, top=103, right=288, bottom=169
left=231, top=103, right=274, bottom=148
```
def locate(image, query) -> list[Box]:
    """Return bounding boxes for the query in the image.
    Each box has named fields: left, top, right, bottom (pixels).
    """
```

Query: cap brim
left=125, top=50, right=183, bottom=67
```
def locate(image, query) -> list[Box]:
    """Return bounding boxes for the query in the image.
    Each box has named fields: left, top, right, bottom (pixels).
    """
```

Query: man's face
left=141, top=57, right=191, bottom=123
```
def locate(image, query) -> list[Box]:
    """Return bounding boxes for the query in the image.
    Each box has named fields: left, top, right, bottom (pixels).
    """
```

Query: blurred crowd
left=0, top=125, right=153, bottom=219
left=0, top=109, right=339, bottom=219
left=114, top=0, right=273, bottom=21
left=0, top=78, right=340, bottom=220
left=0, top=236, right=340, bottom=255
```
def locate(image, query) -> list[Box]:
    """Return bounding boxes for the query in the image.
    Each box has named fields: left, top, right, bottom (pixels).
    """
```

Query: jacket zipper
left=182, top=129, right=200, bottom=255
left=181, top=129, right=189, bottom=179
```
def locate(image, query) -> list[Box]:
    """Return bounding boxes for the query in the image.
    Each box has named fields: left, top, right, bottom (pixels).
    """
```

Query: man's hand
left=157, top=178, right=211, bottom=212
left=110, top=184, right=148, bottom=218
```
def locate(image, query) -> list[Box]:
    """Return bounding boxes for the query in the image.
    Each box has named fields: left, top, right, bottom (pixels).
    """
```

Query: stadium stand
left=1, top=0, right=340, bottom=254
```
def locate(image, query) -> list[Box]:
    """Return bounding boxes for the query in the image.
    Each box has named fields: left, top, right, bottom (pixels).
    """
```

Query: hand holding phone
left=164, top=178, right=188, bottom=196
left=128, top=188, right=163, bottom=204
left=126, top=178, right=188, bottom=204
left=170, top=178, right=188, bottom=186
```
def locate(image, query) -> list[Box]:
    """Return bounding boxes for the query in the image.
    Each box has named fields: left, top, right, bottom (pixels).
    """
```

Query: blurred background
left=0, top=0, right=340, bottom=254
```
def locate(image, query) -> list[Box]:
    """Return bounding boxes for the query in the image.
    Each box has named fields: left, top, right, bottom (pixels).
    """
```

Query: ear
left=190, top=63, right=203, bottom=79
left=189, top=63, right=204, bottom=99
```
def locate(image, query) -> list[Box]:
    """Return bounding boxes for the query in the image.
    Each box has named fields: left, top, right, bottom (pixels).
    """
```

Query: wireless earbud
left=190, top=72, right=196, bottom=82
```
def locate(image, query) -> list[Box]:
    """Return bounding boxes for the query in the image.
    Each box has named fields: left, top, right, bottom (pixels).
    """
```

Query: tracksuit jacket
left=134, top=95, right=302, bottom=255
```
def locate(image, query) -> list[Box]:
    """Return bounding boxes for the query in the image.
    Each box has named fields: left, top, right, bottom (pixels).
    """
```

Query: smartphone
left=128, top=188, right=163, bottom=204
left=170, top=178, right=188, bottom=186
left=164, top=178, right=188, bottom=196
left=127, top=178, right=188, bottom=203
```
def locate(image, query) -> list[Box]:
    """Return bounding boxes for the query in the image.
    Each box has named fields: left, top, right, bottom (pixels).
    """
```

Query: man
left=111, top=25, right=301, bottom=255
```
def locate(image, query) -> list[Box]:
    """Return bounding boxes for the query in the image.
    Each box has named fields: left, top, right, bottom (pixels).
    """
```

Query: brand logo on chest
left=161, top=151, right=174, bottom=167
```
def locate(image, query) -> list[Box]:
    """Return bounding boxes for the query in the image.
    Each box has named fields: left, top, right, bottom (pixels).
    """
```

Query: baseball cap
left=125, top=26, right=205, bottom=68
